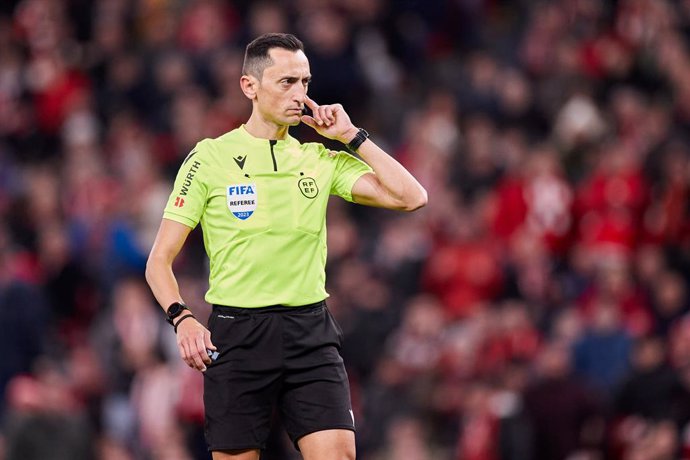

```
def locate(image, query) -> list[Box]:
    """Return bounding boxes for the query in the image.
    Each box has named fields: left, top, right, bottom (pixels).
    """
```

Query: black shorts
left=203, top=301, right=355, bottom=452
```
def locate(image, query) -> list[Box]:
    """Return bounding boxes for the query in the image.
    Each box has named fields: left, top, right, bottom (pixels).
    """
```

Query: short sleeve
left=162, top=144, right=208, bottom=228
left=329, top=150, right=373, bottom=202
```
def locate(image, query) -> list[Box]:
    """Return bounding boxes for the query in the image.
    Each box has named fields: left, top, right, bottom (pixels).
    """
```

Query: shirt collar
left=239, top=124, right=296, bottom=147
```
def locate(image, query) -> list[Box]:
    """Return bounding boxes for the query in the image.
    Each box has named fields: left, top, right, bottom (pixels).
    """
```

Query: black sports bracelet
left=346, top=128, right=369, bottom=153
left=173, top=313, right=195, bottom=333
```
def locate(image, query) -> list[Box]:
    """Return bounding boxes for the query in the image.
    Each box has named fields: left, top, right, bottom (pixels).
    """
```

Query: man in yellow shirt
left=146, top=33, right=427, bottom=460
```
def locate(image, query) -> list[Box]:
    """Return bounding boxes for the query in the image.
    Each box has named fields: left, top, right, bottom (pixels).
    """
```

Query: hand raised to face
left=301, top=96, right=359, bottom=144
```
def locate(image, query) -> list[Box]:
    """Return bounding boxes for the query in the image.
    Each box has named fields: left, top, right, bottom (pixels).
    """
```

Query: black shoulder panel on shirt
left=182, top=149, right=198, bottom=165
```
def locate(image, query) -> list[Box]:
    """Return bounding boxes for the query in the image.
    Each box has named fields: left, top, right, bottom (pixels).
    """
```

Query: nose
left=292, top=85, right=307, bottom=106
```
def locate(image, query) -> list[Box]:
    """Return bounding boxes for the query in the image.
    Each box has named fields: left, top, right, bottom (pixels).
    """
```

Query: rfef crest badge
left=298, top=177, right=319, bottom=199
left=227, top=183, right=257, bottom=220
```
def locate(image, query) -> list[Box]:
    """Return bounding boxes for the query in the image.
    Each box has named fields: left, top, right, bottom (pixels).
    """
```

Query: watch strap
left=346, top=128, right=369, bottom=153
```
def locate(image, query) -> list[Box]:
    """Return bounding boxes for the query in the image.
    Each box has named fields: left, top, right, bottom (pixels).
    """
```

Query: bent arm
left=350, top=137, right=428, bottom=211
left=300, top=97, right=426, bottom=212
left=145, top=218, right=193, bottom=312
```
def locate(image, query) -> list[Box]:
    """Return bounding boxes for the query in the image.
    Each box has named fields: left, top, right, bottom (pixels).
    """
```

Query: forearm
left=145, top=256, right=184, bottom=312
left=353, top=137, right=427, bottom=210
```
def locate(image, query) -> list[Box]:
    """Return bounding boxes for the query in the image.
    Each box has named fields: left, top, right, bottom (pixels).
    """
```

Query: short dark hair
left=242, top=33, right=304, bottom=79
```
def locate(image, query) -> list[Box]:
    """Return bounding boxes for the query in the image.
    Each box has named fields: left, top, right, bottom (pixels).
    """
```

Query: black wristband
left=346, top=128, right=369, bottom=153
left=173, top=313, right=195, bottom=333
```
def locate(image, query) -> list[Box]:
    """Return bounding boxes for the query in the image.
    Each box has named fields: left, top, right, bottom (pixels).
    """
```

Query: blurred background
left=1, top=0, right=690, bottom=459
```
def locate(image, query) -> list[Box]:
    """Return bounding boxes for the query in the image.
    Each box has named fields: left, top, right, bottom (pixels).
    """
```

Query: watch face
left=167, top=302, right=185, bottom=318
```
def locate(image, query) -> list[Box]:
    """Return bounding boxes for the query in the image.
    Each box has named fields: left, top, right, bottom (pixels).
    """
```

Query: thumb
left=301, top=115, right=318, bottom=129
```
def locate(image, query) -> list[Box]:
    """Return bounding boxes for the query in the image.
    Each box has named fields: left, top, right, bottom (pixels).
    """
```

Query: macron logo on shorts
left=227, top=184, right=257, bottom=220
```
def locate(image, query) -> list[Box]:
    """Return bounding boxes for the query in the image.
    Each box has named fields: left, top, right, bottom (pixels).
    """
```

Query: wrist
left=340, top=126, right=360, bottom=145
left=344, top=128, right=369, bottom=153
left=173, top=313, right=196, bottom=333
left=165, top=301, right=189, bottom=325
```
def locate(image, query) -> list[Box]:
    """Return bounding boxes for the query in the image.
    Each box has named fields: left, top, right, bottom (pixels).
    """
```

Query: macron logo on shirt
left=233, top=155, right=247, bottom=170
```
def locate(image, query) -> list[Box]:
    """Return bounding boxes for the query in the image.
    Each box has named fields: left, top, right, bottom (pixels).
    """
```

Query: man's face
left=254, top=48, right=311, bottom=126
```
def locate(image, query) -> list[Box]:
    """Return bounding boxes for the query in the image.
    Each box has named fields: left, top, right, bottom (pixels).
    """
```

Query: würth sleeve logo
left=179, top=160, right=201, bottom=196
left=298, top=177, right=319, bottom=198
left=227, top=183, right=257, bottom=220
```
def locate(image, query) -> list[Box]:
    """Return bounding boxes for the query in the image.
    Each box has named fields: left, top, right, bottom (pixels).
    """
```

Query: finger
left=204, top=331, right=216, bottom=350
left=312, top=109, right=324, bottom=126
left=301, top=115, right=318, bottom=129
left=196, top=335, right=211, bottom=365
left=190, top=344, right=206, bottom=371
left=317, top=106, right=330, bottom=126
left=304, top=95, right=318, bottom=111
left=180, top=341, right=194, bottom=368
left=324, top=106, right=336, bottom=124
left=305, top=97, right=324, bottom=125
left=185, top=335, right=206, bottom=370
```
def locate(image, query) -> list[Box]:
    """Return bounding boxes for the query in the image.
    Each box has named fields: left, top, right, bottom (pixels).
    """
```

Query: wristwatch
left=166, top=301, right=189, bottom=325
left=346, top=128, right=369, bottom=153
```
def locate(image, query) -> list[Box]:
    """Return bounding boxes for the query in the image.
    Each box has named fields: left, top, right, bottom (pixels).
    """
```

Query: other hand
left=176, top=315, right=216, bottom=372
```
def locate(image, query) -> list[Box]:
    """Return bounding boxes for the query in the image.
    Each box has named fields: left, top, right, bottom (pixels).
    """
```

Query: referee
left=145, top=33, right=427, bottom=460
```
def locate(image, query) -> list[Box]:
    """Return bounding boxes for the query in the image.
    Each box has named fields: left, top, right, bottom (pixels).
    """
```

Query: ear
left=240, top=75, right=259, bottom=100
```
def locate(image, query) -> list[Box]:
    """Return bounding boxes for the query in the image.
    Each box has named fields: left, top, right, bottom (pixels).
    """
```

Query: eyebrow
left=279, top=75, right=312, bottom=82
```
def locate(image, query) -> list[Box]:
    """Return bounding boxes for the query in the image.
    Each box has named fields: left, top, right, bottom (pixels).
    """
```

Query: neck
left=244, top=113, right=289, bottom=140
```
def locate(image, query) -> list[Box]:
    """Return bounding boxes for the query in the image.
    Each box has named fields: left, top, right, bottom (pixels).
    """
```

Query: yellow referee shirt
left=163, top=125, right=372, bottom=307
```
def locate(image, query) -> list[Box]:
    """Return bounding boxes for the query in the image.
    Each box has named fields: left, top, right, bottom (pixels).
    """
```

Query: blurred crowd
left=1, top=0, right=690, bottom=459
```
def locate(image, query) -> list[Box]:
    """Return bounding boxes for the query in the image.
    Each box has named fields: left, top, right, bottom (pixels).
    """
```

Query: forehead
left=262, top=48, right=310, bottom=79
